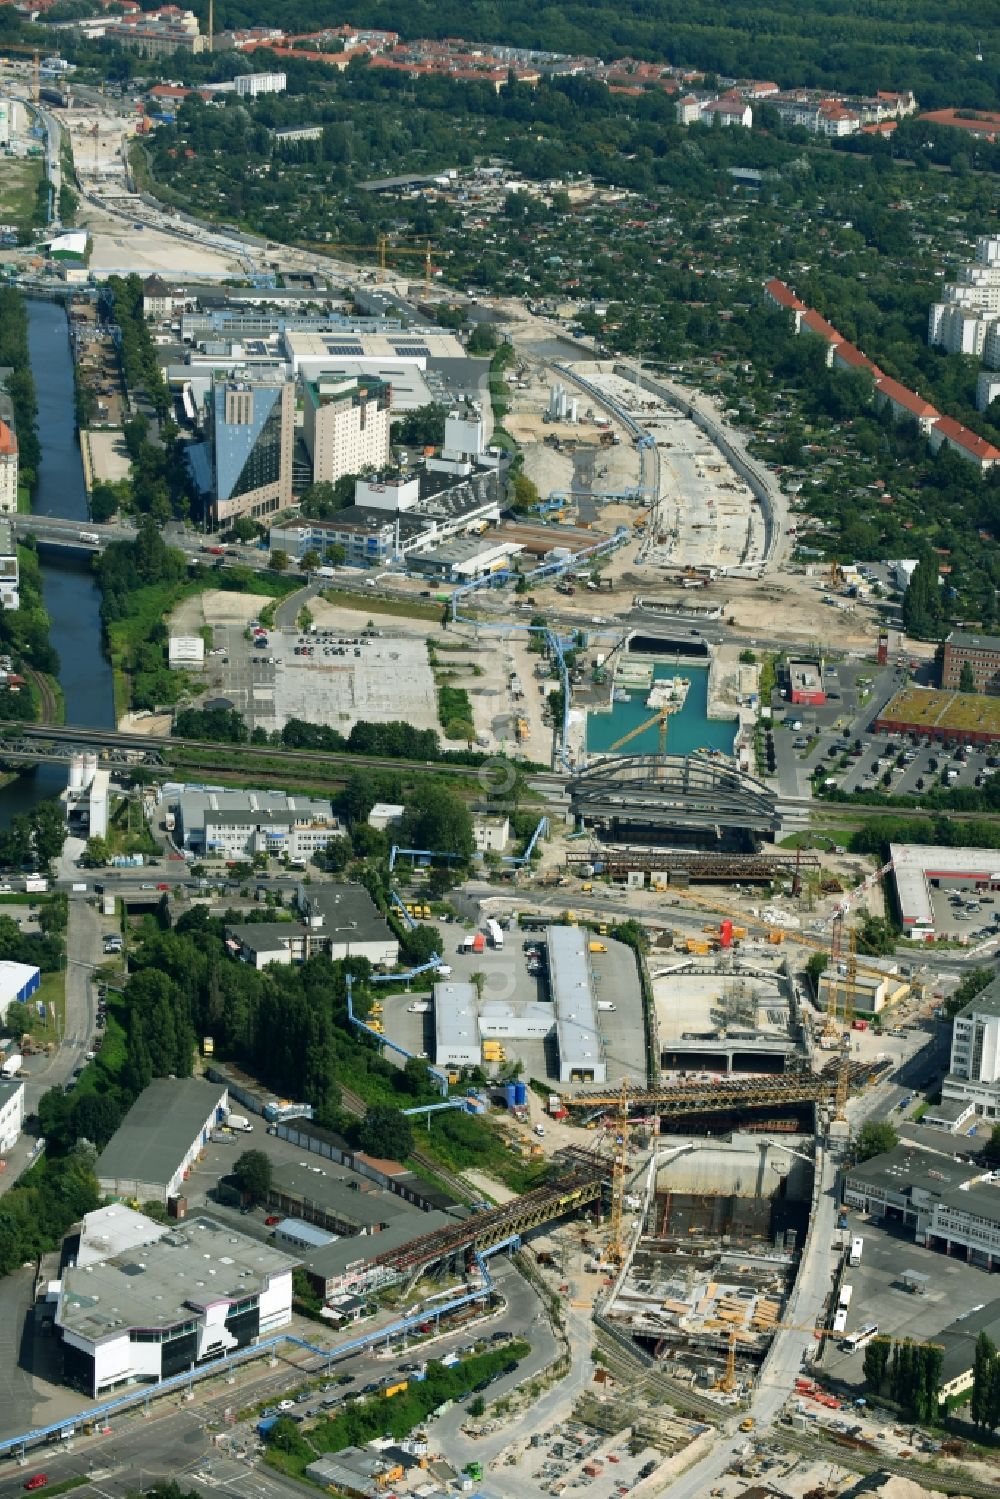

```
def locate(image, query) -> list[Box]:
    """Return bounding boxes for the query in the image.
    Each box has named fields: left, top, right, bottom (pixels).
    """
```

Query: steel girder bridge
left=564, top=846, right=819, bottom=883
left=366, top=1166, right=605, bottom=1273
left=569, top=752, right=778, bottom=843
left=563, top=1074, right=834, bottom=1116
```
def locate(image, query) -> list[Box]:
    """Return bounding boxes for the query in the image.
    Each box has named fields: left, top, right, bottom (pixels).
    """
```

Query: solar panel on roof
left=325, top=342, right=364, bottom=355
left=393, top=344, right=430, bottom=357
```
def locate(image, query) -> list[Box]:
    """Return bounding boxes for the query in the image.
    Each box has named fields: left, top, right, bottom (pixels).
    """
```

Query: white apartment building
left=0, top=1078, right=24, bottom=1152
left=928, top=303, right=995, bottom=358
left=0, top=420, right=17, bottom=515
left=301, top=376, right=392, bottom=487
left=234, top=71, right=286, bottom=97
left=943, top=979, right=1000, bottom=1117
left=0, top=519, right=19, bottom=609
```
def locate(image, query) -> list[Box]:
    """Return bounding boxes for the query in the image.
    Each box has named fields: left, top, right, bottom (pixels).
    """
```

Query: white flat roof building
left=56, top=1211, right=297, bottom=1397
left=284, top=328, right=466, bottom=376
left=891, top=842, right=1000, bottom=938
left=547, top=925, right=606, bottom=1084
left=0, top=1077, right=24, bottom=1153
left=433, top=981, right=481, bottom=1068
left=478, top=1000, right=554, bottom=1040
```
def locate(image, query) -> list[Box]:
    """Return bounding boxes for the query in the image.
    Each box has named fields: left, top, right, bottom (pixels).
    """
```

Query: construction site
left=602, top=1136, right=814, bottom=1399
left=651, top=950, right=804, bottom=1077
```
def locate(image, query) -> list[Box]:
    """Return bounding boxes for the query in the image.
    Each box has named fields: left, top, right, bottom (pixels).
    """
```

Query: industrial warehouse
left=390, top=925, right=647, bottom=1085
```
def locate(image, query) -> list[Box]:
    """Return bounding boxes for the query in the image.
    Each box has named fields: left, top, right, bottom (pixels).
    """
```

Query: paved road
left=0, top=899, right=101, bottom=1198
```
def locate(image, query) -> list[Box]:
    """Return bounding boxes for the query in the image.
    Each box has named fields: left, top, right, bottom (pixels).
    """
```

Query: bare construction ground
left=83, top=428, right=132, bottom=484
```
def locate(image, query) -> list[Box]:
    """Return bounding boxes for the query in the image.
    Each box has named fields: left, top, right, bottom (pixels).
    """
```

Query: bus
left=486, top=917, right=504, bottom=951
left=849, top=1236, right=864, bottom=1266
left=841, top=1323, right=878, bottom=1354
left=832, top=1309, right=848, bottom=1335
left=839, top=1284, right=853, bottom=1309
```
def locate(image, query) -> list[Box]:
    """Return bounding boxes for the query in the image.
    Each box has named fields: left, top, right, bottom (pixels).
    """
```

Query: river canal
left=0, top=299, right=116, bottom=824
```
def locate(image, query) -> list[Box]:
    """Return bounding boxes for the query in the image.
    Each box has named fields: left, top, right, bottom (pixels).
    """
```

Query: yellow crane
left=308, top=236, right=439, bottom=291
left=714, top=1317, right=940, bottom=1395
left=609, top=701, right=678, bottom=759
left=605, top=1078, right=630, bottom=1266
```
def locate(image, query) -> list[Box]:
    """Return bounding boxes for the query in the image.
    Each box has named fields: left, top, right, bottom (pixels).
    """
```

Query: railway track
left=0, top=719, right=563, bottom=792
left=775, top=1429, right=1000, bottom=1499
left=338, top=1083, right=478, bottom=1204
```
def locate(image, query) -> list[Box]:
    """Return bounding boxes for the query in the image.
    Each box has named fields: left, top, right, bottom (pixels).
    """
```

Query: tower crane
left=605, top=1078, right=631, bottom=1266
left=31, top=50, right=39, bottom=104
left=713, top=1317, right=941, bottom=1395
left=607, top=701, right=680, bottom=778
left=308, top=236, right=439, bottom=291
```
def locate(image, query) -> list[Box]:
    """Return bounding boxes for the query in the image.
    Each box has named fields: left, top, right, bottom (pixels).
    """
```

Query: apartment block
left=0, top=419, right=17, bottom=515
left=301, top=376, right=392, bottom=487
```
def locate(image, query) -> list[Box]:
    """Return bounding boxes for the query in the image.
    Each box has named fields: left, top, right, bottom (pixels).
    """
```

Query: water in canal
left=586, top=662, right=737, bottom=757
left=0, top=299, right=116, bottom=823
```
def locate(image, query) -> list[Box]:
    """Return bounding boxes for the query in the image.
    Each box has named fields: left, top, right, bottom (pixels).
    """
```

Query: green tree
left=467, top=322, right=499, bottom=355
left=959, top=660, right=976, bottom=694
left=805, top=951, right=828, bottom=989
left=403, top=781, right=474, bottom=861
left=854, top=1119, right=898, bottom=1162
left=82, top=834, right=111, bottom=867
left=359, top=1104, right=413, bottom=1161
left=301, top=550, right=321, bottom=572
left=985, top=1122, right=1000, bottom=1163
left=234, top=1148, right=272, bottom=1202
left=510, top=473, right=540, bottom=511
left=270, top=549, right=290, bottom=572
left=863, top=1335, right=891, bottom=1393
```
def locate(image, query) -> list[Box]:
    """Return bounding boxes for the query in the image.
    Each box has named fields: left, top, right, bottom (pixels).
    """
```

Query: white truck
left=226, top=1113, right=253, bottom=1133
left=486, top=918, right=504, bottom=951
left=407, top=1001, right=431, bottom=1014
left=2, top=1052, right=22, bottom=1078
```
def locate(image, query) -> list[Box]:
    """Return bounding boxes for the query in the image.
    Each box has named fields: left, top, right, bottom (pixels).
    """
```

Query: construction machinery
left=713, top=1315, right=940, bottom=1395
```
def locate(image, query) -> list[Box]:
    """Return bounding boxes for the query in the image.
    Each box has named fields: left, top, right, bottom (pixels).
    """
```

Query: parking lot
left=378, top=918, right=647, bottom=1086
left=202, top=620, right=438, bottom=736
left=820, top=1215, right=994, bottom=1391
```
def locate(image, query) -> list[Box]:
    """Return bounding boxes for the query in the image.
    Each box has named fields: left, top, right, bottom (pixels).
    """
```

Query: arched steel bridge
left=569, top=752, right=778, bottom=841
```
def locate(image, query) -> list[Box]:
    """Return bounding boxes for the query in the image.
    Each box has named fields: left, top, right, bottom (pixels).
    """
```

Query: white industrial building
left=284, top=328, right=466, bottom=378
left=473, top=815, right=510, bottom=853
left=891, top=842, right=1000, bottom=940
left=367, top=802, right=404, bottom=832
left=548, top=925, right=606, bottom=1084
left=0, top=959, right=40, bottom=1021
left=433, top=982, right=482, bottom=1068
left=234, top=70, right=285, bottom=96
left=63, top=753, right=110, bottom=840
left=168, top=636, right=205, bottom=671
left=478, top=1000, right=553, bottom=1040
left=0, top=1077, right=24, bottom=1152
left=55, top=1207, right=297, bottom=1397
left=173, top=788, right=340, bottom=862
left=95, top=1077, right=228, bottom=1203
